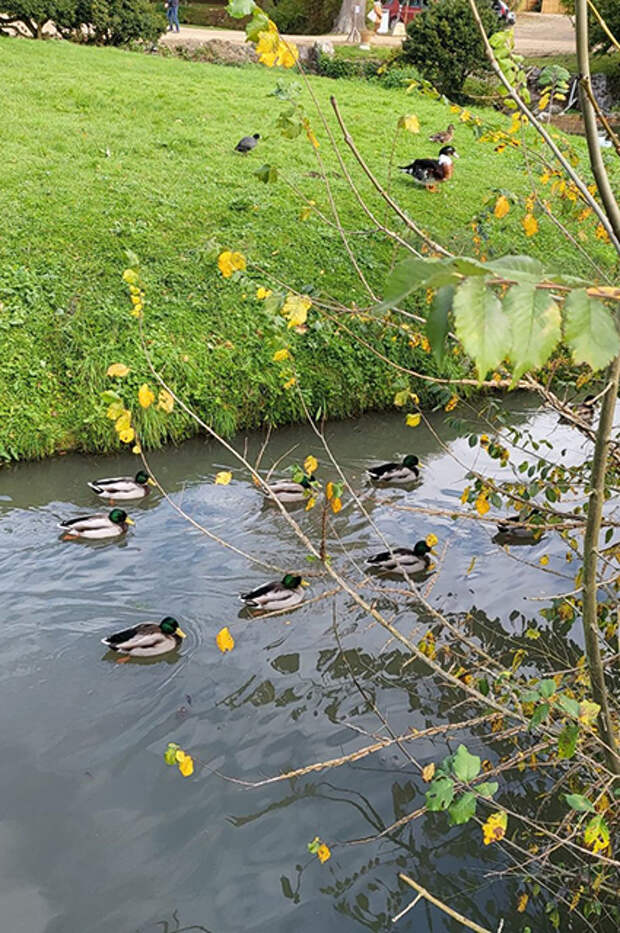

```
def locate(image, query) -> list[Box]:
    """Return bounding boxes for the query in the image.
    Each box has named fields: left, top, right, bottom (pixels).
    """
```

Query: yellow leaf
left=331, top=497, right=342, bottom=514
left=460, top=486, right=470, bottom=505
left=539, top=555, right=549, bottom=566
left=584, top=816, right=609, bottom=853
left=578, top=699, right=600, bottom=727
left=216, top=626, right=235, bottom=653
left=115, top=410, right=132, bottom=433
left=256, top=286, right=272, bottom=300
left=107, top=363, right=130, bottom=378
left=215, top=471, right=232, bottom=485
left=305, top=496, right=316, bottom=511
left=282, top=293, right=312, bottom=329
left=303, top=118, right=320, bottom=149
left=176, top=750, right=194, bottom=778
left=422, top=762, right=435, bottom=782
left=283, top=376, right=296, bottom=390
left=316, top=843, right=331, bottom=863
left=217, top=250, right=246, bottom=278
left=494, top=195, right=510, bottom=219
left=406, top=413, right=421, bottom=427
left=106, top=400, right=125, bottom=421
left=132, top=443, right=142, bottom=454
left=398, top=114, right=420, bottom=133
left=119, top=427, right=135, bottom=444
left=475, top=494, right=490, bottom=516
left=482, top=811, right=507, bottom=845
left=122, top=269, right=139, bottom=285
left=595, top=224, right=610, bottom=243
left=522, top=214, right=538, bottom=237
left=517, top=893, right=528, bottom=913
left=418, top=630, right=436, bottom=660
left=157, top=389, right=174, bottom=413
left=426, top=533, right=438, bottom=547
left=304, top=455, right=318, bottom=475
left=466, top=555, right=476, bottom=575
left=444, top=394, right=458, bottom=412
left=326, top=481, right=334, bottom=500
left=272, top=348, right=290, bottom=362
left=138, top=384, right=155, bottom=409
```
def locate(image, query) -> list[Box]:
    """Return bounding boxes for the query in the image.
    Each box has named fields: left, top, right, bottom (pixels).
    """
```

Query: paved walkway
left=161, top=12, right=576, bottom=56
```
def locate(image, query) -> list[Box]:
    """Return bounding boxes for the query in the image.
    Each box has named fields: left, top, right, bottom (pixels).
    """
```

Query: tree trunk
left=333, top=0, right=366, bottom=36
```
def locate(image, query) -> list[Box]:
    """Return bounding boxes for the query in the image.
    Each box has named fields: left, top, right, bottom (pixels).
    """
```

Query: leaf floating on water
left=304, top=455, right=318, bottom=474
left=466, top=556, right=477, bottom=575
left=164, top=742, right=181, bottom=765
left=406, top=413, right=421, bottom=428
left=539, top=554, right=549, bottom=566
left=316, top=843, right=331, bottom=863
left=215, top=471, right=232, bottom=485
left=517, top=893, right=529, bottom=913
left=176, top=750, right=194, bottom=778
left=426, top=533, right=438, bottom=548
left=216, top=626, right=235, bottom=653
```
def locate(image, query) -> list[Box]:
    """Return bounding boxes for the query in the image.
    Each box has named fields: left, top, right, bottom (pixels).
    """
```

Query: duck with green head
left=102, top=617, right=186, bottom=657
left=88, top=470, right=156, bottom=501
left=367, top=455, right=420, bottom=485
left=366, top=539, right=434, bottom=574
left=266, top=473, right=316, bottom=504
left=58, top=508, right=135, bottom=540
left=240, top=573, right=304, bottom=611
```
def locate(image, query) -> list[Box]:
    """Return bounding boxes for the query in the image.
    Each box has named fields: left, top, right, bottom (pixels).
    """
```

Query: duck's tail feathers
left=87, top=482, right=103, bottom=493
left=101, top=637, right=117, bottom=649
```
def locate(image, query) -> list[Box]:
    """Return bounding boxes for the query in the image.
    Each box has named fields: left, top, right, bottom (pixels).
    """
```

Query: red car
left=382, top=0, right=427, bottom=29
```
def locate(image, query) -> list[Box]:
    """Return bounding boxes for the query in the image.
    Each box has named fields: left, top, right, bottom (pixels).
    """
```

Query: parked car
left=382, top=1, right=427, bottom=30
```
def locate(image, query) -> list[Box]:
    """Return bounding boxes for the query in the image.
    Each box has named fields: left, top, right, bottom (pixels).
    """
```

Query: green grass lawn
left=0, top=37, right=616, bottom=460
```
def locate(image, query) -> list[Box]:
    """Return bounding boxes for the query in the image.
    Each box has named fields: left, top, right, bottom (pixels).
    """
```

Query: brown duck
left=429, top=124, right=455, bottom=144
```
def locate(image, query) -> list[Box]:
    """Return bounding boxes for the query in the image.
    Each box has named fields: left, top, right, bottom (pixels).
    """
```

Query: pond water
left=0, top=397, right=598, bottom=933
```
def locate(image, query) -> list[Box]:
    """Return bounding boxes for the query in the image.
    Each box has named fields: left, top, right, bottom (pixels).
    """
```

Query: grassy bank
left=0, top=38, right=615, bottom=460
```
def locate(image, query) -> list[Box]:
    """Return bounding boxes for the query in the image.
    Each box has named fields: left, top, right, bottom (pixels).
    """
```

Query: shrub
left=262, top=0, right=341, bottom=35
left=401, top=0, right=502, bottom=101
left=0, top=0, right=166, bottom=44
left=562, top=0, right=620, bottom=56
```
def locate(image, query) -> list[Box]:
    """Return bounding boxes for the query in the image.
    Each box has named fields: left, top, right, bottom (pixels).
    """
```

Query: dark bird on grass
left=399, top=145, right=459, bottom=189
left=366, top=539, right=435, bottom=574
left=366, top=455, right=420, bottom=485
left=101, top=617, right=187, bottom=657
left=240, top=574, right=304, bottom=612
left=429, top=123, right=455, bottom=144
left=235, top=133, right=260, bottom=153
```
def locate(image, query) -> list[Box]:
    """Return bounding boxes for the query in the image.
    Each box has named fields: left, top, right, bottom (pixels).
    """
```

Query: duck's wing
left=367, top=461, right=399, bottom=479
left=102, top=623, right=161, bottom=651
left=368, top=547, right=413, bottom=565
left=267, top=481, right=304, bottom=494
left=401, top=158, right=438, bottom=175
left=241, top=580, right=278, bottom=601
left=59, top=513, right=108, bottom=530
left=89, top=477, right=138, bottom=496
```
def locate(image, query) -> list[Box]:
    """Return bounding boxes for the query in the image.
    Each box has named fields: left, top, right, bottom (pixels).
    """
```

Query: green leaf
left=254, top=164, right=279, bottom=184
left=164, top=742, right=180, bottom=765
left=379, top=258, right=453, bottom=311
left=450, top=257, right=489, bottom=276
left=564, top=289, right=620, bottom=370
left=538, top=678, right=556, bottom=699
left=426, top=285, right=454, bottom=365
left=486, top=255, right=545, bottom=282
left=557, top=695, right=580, bottom=718
left=453, top=277, right=511, bottom=380
left=529, top=702, right=550, bottom=729
left=505, top=285, right=561, bottom=381
left=447, top=791, right=477, bottom=825
left=425, top=776, right=455, bottom=811
left=227, top=0, right=256, bottom=18
left=393, top=388, right=410, bottom=407
left=245, top=9, right=269, bottom=40
left=478, top=677, right=489, bottom=696
left=565, top=794, right=595, bottom=813
left=558, top=723, right=579, bottom=759
left=452, top=744, right=481, bottom=781
left=475, top=781, right=499, bottom=798
left=101, top=389, right=121, bottom=404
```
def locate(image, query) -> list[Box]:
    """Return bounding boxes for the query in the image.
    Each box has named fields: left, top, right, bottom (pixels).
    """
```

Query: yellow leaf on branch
left=118, top=427, right=135, bottom=444
left=482, top=811, right=507, bottom=845
left=444, top=394, right=459, bottom=412
left=421, top=762, right=435, bottom=782
left=115, top=409, right=132, bottom=434
left=138, top=384, right=155, bottom=409
left=517, top=893, right=528, bottom=913
left=107, top=363, right=130, bottom=378
left=475, top=494, right=490, bottom=516
left=216, top=626, right=235, bottom=653
left=273, top=348, right=290, bottom=362
left=218, top=250, right=246, bottom=278
left=522, top=213, right=538, bottom=237
left=304, top=455, right=318, bottom=475
left=494, top=195, right=510, bottom=219
left=282, top=294, right=312, bottom=329
left=326, top=481, right=334, bottom=500
left=305, top=496, right=316, bottom=511
left=157, top=389, right=174, bottom=413
left=331, top=497, right=342, bottom=514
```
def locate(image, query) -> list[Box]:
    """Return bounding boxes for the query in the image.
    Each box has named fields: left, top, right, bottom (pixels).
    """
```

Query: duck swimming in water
left=58, top=508, right=135, bottom=540
left=399, top=146, right=459, bottom=189
left=366, top=539, right=434, bottom=574
left=266, top=473, right=316, bottom=504
left=101, top=617, right=186, bottom=657
left=367, top=455, right=420, bottom=485
left=88, top=470, right=155, bottom=501
left=240, top=574, right=304, bottom=612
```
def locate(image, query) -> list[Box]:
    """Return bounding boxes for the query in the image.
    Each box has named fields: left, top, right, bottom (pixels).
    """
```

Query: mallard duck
left=58, top=508, right=135, bottom=540
left=399, top=146, right=459, bottom=188
left=266, top=474, right=316, bottom=503
left=366, top=539, right=434, bottom=574
left=88, top=470, right=155, bottom=501
left=496, top=508, right=542, bottom=538
left=429, top=124, right=455, bottom=144
left=101, top=617, right=186, bottom=657
left=240, top=573, right=304, bottom=611
left=367, top=455, right=420, bottom=485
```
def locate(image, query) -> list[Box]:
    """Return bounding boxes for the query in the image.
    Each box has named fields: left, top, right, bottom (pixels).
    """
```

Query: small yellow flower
left=218, top=250, right=246, bottom=278
left=595, top=224, right=610, bottom=243
left=283, top=376, right=296, bottom=390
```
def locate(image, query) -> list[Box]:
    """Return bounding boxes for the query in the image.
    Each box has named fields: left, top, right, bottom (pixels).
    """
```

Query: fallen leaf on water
left=426, top=533, right=438, bottom=547
left=317, top=843, right=331, bottom=863
left=406, top=413, right=421, bottom=428
left=216, top=626, right=235, bottom=653
left=215, top=471, right=232, bottom=485
left=176, top=750, right=194, bottom=778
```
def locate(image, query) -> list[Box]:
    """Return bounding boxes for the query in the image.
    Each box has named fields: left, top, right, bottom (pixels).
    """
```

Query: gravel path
left=161, top=12, right=576, bottom=57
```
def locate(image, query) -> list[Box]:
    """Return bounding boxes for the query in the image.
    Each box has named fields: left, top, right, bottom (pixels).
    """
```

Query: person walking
left=166, top=0, right=180, bottom=33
